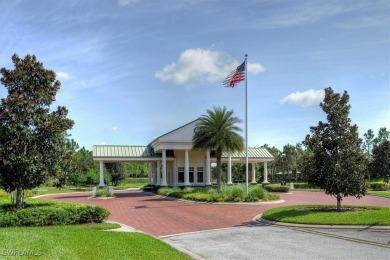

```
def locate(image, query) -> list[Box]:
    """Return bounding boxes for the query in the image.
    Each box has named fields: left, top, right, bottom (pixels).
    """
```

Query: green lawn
left=113, top=182, right=147, bottom=189
left=367, top=190, right=390, bottom=197
left=32, top=186, right=92, bottom=195
left=0, top=223, right=188, bottom=259
left=31, top=183, right=147, bottom=196
left=262, top=205, right=390, bottom=226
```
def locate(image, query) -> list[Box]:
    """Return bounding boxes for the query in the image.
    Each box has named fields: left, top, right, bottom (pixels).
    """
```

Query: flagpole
left=245, top=54, right=249, bottom=196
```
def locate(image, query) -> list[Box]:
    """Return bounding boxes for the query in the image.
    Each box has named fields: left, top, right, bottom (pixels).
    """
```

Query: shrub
left=0, top=199, right=109, bottom=227
left=0, top=189, right=37, bottom=199
left=293, top=183, right=320, bottom=189
left=157, top=187, right=181, bottom=196
left=248, top=185, right=267, bottom=200
left=225, top=185, right=246, bottom=199
left=94, top=187, right=114, bottom=197
left=183, top=187, right=195, bottom=193
left=264, top=184, right=290, bottom=192
left=181, top=193, right=210, bottom=201
left=0, top=189, right=9, bottom=198
left=369, top=183, right=390, bottom=191
left=156, top=185, right=279, bottom=202
left=158, top=185, right=275, bottom=201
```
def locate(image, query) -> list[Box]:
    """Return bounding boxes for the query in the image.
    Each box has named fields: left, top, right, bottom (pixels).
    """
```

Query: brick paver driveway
left=43, top=190, right=389, bottom=237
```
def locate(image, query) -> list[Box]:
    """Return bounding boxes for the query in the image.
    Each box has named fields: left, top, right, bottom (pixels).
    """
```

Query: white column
left=227, top=153, right=233, bottom=185
left=148, top=162, right=152, bottom=185
left=251, top=162, right=257, bottom=184
left=205, top=150, right=212, bottom=186
left=184, top=150, right=190, bottom=186
left=161, top=149, right=168, bottom=186
left=156, top=161, right=161, bottom=186
left=153, top=162, right=157, bottom=185
left=173, top=159, right=177, bottom=186
left=99, top=161, right=105, bottom=187
left=262, top=161, right=269, bottom=184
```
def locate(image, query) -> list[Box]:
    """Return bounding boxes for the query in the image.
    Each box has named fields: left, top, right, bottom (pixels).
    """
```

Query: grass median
left=262, top=205, right=390, bottom=226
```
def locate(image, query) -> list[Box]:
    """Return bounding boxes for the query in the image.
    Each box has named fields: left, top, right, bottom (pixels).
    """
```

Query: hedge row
left=264, top=184, right=290, bottom=192
left=0, top=199, right=109, bottom=227
left=157, top=185, right=279, bottom=202
left=369, top=182, right=390, bottom=191
left=293, top=183, right=320, bottom=189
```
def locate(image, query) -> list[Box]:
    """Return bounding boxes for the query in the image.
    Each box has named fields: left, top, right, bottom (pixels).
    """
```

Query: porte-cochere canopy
left=93, top=120, right=273, bottom=187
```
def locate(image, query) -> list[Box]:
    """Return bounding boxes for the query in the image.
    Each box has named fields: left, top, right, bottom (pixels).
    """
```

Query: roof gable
left=153, top=119, right=198, bottom=144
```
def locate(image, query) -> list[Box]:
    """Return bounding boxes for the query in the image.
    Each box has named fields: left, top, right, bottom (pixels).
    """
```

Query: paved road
left=43, top=190, right=389, bottom=236
left=162, top=224, right=390, bottom=260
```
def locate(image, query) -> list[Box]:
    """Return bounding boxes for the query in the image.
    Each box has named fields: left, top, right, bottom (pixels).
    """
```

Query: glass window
left=197, top=167, right=204, bottom=183
left=178, top=167, right=184, bottom=183
left=189, top=167, right=194, bottom=183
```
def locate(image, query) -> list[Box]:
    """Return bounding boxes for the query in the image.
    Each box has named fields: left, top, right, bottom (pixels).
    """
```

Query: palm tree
left=192, top=107, right=244, bottom=192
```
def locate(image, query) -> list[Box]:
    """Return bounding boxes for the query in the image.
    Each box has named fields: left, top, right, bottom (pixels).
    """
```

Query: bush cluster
left=157, top=185, right=279, bottom=202
left=0, top=199, right=109, bottom=227
left=264, top=184, right=290, bottom=192
left=293, top=183, right=320, bottom=189
left=0, top=189, right=36, bottom=199
left=369, top=182, right=390, bottom=191
left=94, top=187, right=114, bottom=197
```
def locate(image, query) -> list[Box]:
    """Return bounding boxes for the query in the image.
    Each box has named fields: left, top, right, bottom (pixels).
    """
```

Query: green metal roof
left=93, top=145, right=273, bottom=160
left=222, top=147, right=274, bottom=159
left=93, top=145, right=157, bottom=158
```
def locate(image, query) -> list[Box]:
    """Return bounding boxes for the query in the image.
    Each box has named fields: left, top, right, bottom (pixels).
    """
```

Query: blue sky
left=1, top=0, right=389, bottom=150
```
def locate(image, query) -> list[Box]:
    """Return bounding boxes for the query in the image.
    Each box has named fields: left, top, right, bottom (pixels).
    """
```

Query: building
left=93, top=120, right=274, bottom=187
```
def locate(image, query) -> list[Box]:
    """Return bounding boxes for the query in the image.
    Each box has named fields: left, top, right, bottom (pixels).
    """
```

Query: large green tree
left=55, top=137, right=79, bottom=189
left=192, top=107, right=244, bottom=192
left=105, top=163, right=126, bottom=186
left=368, top=140, right=390, bottom=183
left=362, top=129, right=375, bottom=157
left=304, top=87, right=367, bottom=211
left=373, top=127, right=389, bottom=145
left=0, top=54, right=74, bottom=208
left=262, top=145, right=281, bottom=182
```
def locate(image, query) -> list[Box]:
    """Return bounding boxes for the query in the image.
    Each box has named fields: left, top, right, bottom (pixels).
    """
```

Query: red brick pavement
left=42, top=190, right=389, bottom=237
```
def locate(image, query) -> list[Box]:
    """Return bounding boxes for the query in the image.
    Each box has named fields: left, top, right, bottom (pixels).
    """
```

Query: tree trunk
left=16, top=187, right=23, bottom=209
left=216, top=156, right=222, bottom=192
left=336, top=195, right=342, bottom=212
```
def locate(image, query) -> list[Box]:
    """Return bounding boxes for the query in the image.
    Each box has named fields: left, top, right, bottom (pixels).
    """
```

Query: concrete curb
left=163, top=239, right=207, bottom=260
left=252, top=214, right=390, bottom=231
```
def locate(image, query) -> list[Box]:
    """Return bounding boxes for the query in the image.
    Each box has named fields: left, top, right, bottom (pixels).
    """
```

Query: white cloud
left=247, top=63, right=265, bottom=74
left=111, top=126, right=119, bottom=131
left=100, top=141, right=106, bottom=145
left=118, top=0, right=138, bottom=6
left=155, top=49, right=265, bottom=86
left=56, top=71, right=70, bottom=80
left=281, top=89, right=324, bottom=107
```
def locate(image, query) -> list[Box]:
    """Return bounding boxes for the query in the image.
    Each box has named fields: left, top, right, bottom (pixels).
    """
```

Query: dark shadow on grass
left=264, top=209, right=314, bottom=222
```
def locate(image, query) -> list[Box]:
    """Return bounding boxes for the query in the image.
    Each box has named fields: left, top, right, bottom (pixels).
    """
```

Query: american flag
left=223, top=61, right=245, bottom=87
